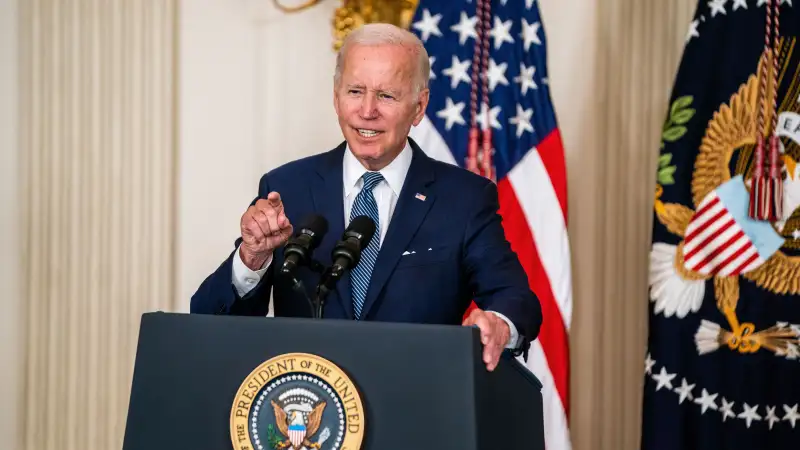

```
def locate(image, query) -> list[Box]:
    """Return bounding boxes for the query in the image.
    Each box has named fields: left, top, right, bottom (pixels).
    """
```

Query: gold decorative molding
left=272, top=0, right=321, bottom=13
left=332, top=0, right=419, bottom=50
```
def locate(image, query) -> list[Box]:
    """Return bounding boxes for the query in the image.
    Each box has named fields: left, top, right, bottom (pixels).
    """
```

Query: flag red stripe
left=730, top=250, right=760, bottom=275
left=684, top=207, right=728, bottom=245
left=684, top=216, right=734, bottom=261
left=536, top=130, right=568, bottom=225
left=709, top=239, right=751, bottom=276
left=693, top=195, right=720, bottom=220
left=497, top=177, right=570, bottom=419
left=691, top=229, right=745, bottom=272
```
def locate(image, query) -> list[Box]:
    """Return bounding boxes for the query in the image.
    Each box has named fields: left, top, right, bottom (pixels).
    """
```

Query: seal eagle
left=271, top=400, right=326, bottom=449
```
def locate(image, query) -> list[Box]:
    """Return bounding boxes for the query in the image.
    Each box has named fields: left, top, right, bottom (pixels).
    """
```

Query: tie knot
left=361, top=171, right=384, bottom=191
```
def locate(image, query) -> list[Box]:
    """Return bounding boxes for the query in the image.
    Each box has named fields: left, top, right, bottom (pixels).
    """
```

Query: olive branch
left=658, top=95, right=695, bottom=185
left=267, top=424, right=282, bottom=449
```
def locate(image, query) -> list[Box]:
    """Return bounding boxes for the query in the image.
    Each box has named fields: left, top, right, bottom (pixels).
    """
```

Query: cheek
left=337, top=98, right=359, bottom=116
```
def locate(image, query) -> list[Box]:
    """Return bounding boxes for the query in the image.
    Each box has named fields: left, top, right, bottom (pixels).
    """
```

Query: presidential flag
left=643, top=1, right=800, bottom=448
left=406, top=1, right=572, bottom=448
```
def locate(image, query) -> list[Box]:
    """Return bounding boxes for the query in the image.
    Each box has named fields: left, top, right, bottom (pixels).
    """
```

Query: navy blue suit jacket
left=190, top=138, right=542, bottom=352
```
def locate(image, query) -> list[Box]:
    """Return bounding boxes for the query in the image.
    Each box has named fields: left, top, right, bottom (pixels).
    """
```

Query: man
left=190, top=23, right=541, bottom=371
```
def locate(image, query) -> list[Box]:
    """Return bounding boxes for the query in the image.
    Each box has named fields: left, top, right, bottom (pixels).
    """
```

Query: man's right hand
left=239, top=191, right=293, bottom=271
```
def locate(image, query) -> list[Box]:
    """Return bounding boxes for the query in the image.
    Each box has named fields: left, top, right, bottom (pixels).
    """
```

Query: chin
left=350, top=147, right=384, bottom=163
left=348, top=139, right=385, bottom=159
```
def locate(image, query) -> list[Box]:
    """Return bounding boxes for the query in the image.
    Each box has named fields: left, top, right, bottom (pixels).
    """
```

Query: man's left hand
left=462, top=307, right=510, bottom=371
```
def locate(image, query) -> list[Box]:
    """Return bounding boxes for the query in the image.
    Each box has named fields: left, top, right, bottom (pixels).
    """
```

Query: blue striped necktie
left=350, top=171, right=384, bottom=320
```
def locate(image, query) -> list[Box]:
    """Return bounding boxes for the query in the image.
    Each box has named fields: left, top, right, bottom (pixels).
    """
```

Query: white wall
left=178, top=0, right=343, bottom=309
left=0, top=0, right=21, bottom=447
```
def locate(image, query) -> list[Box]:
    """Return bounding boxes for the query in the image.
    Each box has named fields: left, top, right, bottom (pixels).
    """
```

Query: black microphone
left=329, top=215, right=377, bottom=279
left=280, top=214, right=329, bottom=277
left=311, top=215, right=375, bottom=319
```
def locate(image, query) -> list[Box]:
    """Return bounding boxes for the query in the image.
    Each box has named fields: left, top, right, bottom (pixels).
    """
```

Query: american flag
left=407, top=0, right=572, bottom=448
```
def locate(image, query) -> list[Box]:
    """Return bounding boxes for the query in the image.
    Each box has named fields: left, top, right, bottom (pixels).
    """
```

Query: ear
left=411, top=88, right=430, bottom=126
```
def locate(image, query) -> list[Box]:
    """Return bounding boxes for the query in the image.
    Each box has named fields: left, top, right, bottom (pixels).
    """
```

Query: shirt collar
left=343, top=139, right=412, bottom=197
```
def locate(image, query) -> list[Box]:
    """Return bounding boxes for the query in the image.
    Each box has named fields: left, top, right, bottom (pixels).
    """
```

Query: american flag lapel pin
left=415, top=193, right=426, bottom=201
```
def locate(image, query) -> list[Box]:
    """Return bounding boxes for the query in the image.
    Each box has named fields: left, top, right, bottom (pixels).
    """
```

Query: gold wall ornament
left=332, top=0, right=420, bottom=51
left=272, top=0, right=321, bottom=13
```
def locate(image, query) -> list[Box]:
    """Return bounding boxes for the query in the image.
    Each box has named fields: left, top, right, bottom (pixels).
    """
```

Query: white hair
left=334, top=23, right=430, bottom=95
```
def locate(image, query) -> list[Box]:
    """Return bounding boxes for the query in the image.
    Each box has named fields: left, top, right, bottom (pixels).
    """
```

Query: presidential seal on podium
left=230, top=353, right=365, bottom=450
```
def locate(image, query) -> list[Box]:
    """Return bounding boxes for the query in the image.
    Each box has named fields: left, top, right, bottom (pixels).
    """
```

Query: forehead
left=341, top=44, right=415, bottom=83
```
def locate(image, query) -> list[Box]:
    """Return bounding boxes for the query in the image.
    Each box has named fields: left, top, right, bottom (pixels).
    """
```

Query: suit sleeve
left=462, top=180, right=543, bottom=352
left=189, top=174, right=275, bottom=316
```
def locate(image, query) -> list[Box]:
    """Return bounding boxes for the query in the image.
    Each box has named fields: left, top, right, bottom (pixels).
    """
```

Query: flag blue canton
left=410, top=0, right=558, bottom=180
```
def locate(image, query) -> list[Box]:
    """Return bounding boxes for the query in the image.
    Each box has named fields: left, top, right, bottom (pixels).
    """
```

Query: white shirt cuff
left=231, top=245, right=272, bottom=297
left=489, top=311, right=521, bottom=349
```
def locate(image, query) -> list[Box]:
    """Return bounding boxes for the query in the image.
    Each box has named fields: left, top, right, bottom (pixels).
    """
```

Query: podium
left=121, top=312, right=544, bottom=450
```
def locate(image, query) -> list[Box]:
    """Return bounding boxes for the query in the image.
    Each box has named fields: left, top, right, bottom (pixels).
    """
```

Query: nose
left=359, top=93, right=378, bottom=119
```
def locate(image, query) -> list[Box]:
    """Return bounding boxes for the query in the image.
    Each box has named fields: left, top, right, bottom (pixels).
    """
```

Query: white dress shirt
left=231, top=140, right=520, bottom=348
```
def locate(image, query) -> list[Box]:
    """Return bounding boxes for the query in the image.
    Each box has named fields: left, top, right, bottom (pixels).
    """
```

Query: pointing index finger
left=267, top=192, right=283, bottom=208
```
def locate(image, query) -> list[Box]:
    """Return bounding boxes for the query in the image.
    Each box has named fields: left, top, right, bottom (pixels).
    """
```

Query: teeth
left=358, top=129, right=379, bottom=137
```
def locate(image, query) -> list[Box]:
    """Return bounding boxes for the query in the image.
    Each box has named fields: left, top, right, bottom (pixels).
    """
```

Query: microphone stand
left=288, top=259, right=327, bottom=319
left=312, top=264, right=343, bottom=320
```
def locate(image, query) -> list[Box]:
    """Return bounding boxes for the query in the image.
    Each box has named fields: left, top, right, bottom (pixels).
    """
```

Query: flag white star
left=513, top=63, right=537, bottom=95
left=738, top=403, right=762, bottom=428
left=644, top=353, right=655, bottom=375
left=652, top=367, right=676, bottom=391
left=674, top=378, right=695, bottom=404
left=487, top=59, right=509, bottom=92
left=757, top=0, right=767, bottom=5
left=489, top=16, right=514, bottom=50
left=732, top=0, right=748, bottom=10
left=442, top=56, right=470, bottom=89
left=509, top=104, right=534, bottom=137
left=766, top=406, right=780, bottom=430
left=521, top=19, right=542, bottom=51
left=476, top=103, right=502, bottom=131
left=413, top=9, right=442, bottom=42
left=709, top=0, right=727, bottom=17
left=686, top=20, right=700, bottom=43
left=429, top=56, right=436, bottom=80
left=450, top=12, right=477, bottom=46
left=784, top=404, right=800, bottom=428
left=785, top=0, right=794, bottom=6
left=720, top=397, right=736, bottom=422
left=435, top=97, right=465, bottom=130
left=526, top=0, right=536, bottom=8
left=693, top=389, right=718, bottom=414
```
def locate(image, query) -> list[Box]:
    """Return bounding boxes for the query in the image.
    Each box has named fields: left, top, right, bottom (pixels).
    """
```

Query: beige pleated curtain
left=15, top=0, right=695, bottom=449
left=17, top=1, right=177, bottom=449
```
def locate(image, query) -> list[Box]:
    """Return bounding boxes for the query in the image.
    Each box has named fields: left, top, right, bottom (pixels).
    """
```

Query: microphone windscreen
left=347, top=215, right=376, bottom=248
left=298, top=214, right=329, bottom=246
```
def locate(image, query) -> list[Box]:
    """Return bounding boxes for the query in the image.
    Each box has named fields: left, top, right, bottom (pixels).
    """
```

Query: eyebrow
left=345, top=84, right=400, bottom=95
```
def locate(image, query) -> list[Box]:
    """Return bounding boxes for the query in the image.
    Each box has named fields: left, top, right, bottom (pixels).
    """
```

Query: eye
left=348, top=89, right=362, bottom=95
left=379, top=93, right=395, bottom=100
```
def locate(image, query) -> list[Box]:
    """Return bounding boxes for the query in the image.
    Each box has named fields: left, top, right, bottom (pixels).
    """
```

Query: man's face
left=334, top=43, right=429, bottom=170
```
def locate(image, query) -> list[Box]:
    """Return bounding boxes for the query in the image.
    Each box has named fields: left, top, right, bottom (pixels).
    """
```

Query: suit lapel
left=360, top=141, right=436, bottom=319
left=311, top=143, right=354, bottom=319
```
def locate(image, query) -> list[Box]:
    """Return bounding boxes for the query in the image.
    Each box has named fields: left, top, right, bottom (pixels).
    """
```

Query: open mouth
left=355, top=128, right=382, bottom=138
